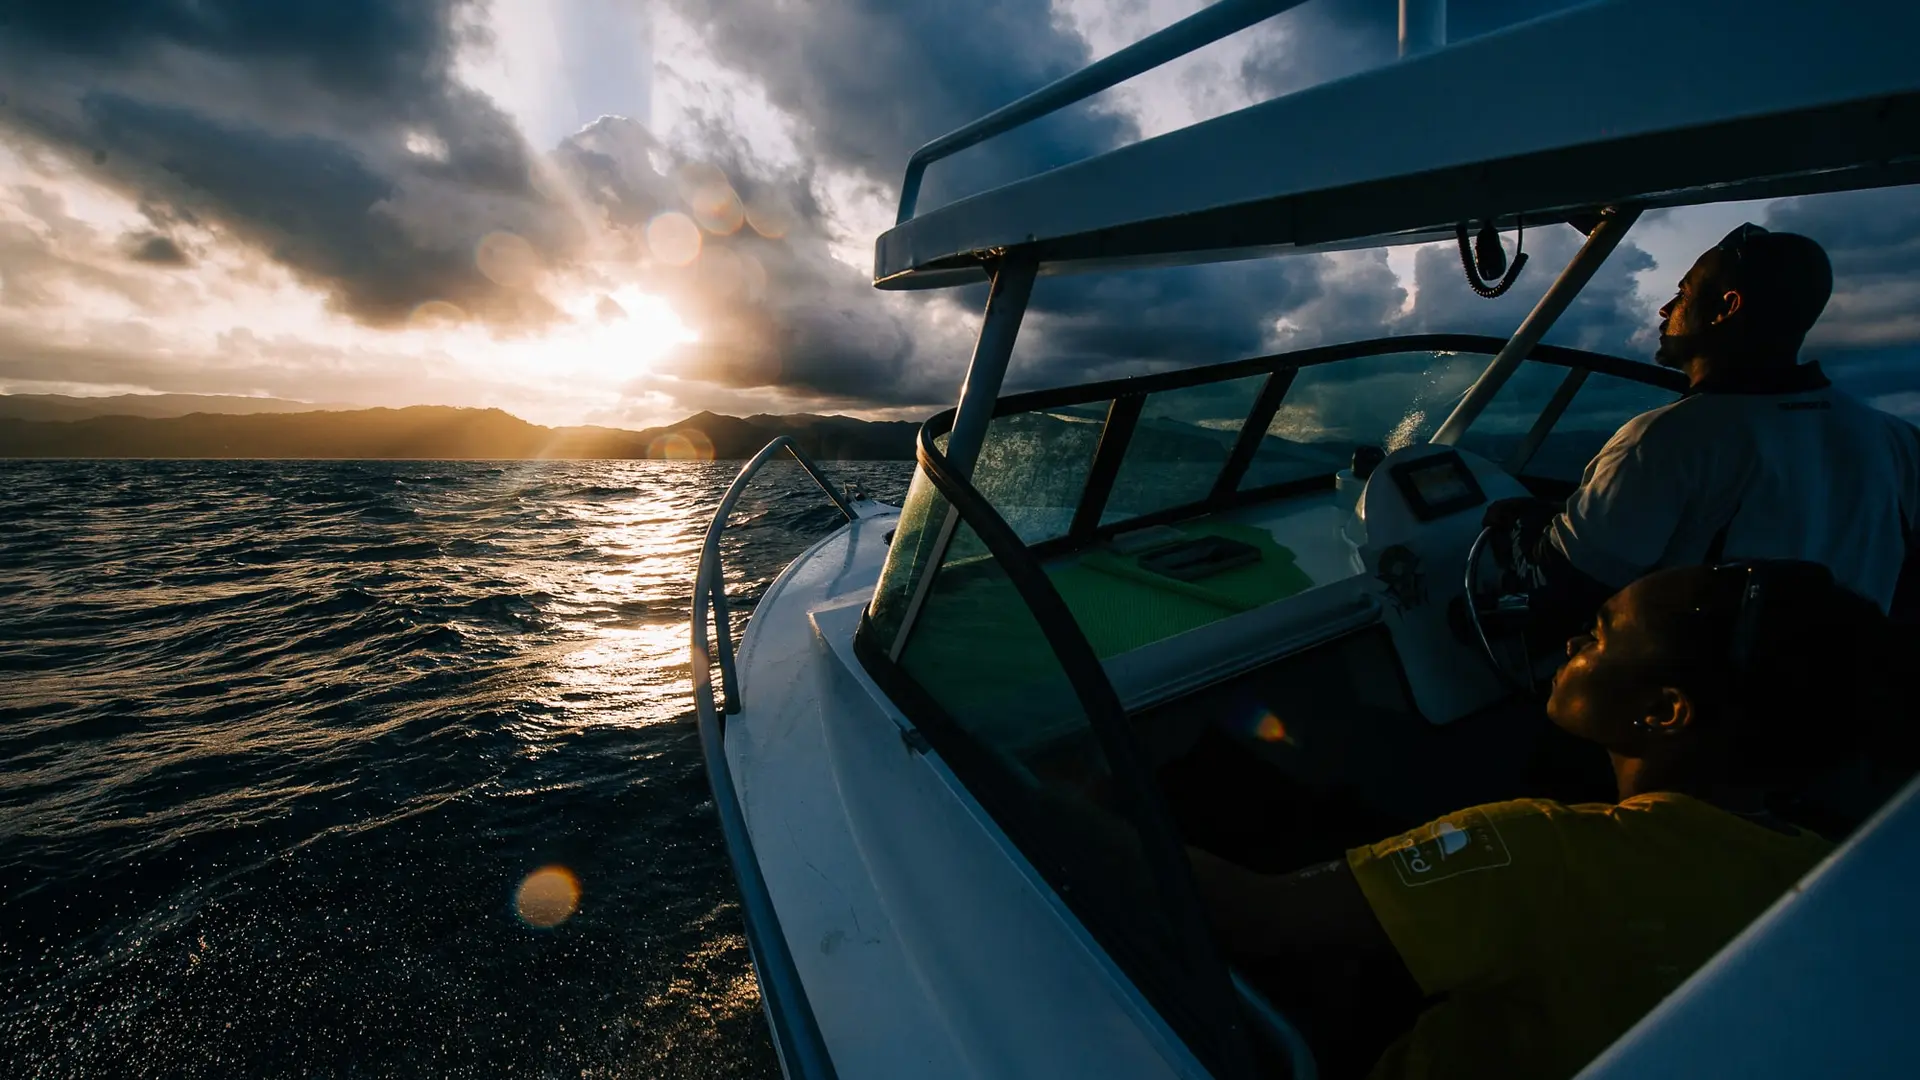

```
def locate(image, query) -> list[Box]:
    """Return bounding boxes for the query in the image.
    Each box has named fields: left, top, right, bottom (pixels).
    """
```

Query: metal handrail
left=690, top=438, right=856, bottom=1080
left=697, top=439, right=856, bottom=712
left=895, top=0, right=1312, bottom=224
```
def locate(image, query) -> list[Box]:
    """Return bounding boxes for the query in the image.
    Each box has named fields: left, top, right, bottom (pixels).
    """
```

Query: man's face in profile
left=1655, top=249, right=1735, bottom=369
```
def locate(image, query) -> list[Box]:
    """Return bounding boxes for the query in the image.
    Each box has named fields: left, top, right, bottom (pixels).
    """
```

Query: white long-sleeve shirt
left=1546, top=368, right=1920, bottom=610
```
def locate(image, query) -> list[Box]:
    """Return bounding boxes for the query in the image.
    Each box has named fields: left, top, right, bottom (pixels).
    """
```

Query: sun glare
left=418, top=286, right=698, bottom=389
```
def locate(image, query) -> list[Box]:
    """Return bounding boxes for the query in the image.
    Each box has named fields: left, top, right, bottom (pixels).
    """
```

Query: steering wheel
left=1463, top=526, right=1537, bottom=692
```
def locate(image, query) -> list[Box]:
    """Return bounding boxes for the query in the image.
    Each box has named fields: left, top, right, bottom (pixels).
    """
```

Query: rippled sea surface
left=0, top=459, right=913, bottom=1079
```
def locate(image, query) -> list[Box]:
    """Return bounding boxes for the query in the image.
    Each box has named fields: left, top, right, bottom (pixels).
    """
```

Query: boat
left=689, top=2, right=1920, bottom=1076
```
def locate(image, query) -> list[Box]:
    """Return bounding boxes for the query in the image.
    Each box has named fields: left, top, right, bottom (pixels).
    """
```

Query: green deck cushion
left=893, top=520, right=1312, bottom=746
left=1050, top=521, right=1313, bottom=658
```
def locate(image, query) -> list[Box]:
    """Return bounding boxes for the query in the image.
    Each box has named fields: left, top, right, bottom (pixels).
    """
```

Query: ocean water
left=0, top=458, right=914, bottom=1079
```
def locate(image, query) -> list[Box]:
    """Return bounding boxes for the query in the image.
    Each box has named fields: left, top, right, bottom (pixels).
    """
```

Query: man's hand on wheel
left=1481, top=497, right=1555, bottom=572
left=1482, top=496, right=1552, bottom=537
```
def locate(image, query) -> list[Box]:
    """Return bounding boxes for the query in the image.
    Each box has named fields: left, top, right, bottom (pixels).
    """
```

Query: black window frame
left=858, top=426, right=1261, bottom=1079
left=917, top=333, right=1681, bottom=562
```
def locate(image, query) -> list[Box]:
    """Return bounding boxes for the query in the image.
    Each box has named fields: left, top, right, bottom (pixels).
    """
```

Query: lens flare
left=736, top=250, right=768, bottom=301
left=697, top=244, right=745, bottom=299
left=678, top=163, right=746, bottom=235
left=745, top=195, right=794, bottom=240
left=515, top=865, right=581, bottom=928
left=646, top=212, right=702, bottom=267
left=648, top=430, right=714, bottom=461
left=475, top=231, right=541, bottom=289
left=408, top=299, right=466, bottom=328
left=1248, top=709, right=1295, bottom=746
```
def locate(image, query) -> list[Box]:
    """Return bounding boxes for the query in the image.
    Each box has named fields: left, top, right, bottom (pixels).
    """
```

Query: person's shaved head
left=1548, top=562, right=1891, bottom=789
left=1655, top=225, right=1833, bottom=372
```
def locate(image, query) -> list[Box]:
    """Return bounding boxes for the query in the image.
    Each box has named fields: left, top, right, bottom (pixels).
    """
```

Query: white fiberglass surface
left=729, top=516, right=1217, bottom=1080
left=1215, top=489, right=1363, bottom=588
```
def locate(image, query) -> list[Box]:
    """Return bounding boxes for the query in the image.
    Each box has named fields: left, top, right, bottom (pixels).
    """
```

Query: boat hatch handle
left=689, top=436, right=855, bottom=1080
left=1431, top=206, right=1642, bottom=446
left=895, top=0, right=1314, bottom=224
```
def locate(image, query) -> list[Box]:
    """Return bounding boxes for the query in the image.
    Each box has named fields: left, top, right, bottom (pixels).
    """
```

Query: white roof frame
left=874, top=0, right=1920, bottom=290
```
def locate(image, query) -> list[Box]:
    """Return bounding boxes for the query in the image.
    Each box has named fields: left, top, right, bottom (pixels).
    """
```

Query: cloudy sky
left=1, top=0, right=1916, bottom=428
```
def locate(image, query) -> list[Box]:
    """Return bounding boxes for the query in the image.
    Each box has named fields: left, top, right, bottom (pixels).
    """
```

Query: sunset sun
left=551, top=287, right=699, bottom=373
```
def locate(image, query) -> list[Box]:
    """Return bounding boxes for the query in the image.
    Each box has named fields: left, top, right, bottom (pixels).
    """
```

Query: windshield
left=908, top=337, right=1684, bottom=555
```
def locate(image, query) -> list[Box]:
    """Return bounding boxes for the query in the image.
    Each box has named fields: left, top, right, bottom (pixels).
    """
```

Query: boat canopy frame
left=899, top=0, right=1920, bottom=482
left=878, top=0, right=1920, bottom=290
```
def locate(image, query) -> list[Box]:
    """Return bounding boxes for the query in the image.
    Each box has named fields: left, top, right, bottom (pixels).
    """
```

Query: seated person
left=1191, top=560, right=1901, bottom=1080
left=1487, top=225, right=1920, bottom=640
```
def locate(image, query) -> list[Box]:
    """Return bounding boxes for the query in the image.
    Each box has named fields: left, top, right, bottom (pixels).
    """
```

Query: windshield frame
left=919, top=333, right=1684, bottom=558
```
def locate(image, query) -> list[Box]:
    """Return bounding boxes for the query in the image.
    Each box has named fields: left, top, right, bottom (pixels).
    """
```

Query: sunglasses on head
left=1715, top=222, right=1770, bottom=263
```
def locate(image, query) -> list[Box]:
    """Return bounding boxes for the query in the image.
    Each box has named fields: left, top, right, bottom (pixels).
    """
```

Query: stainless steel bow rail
left=690, top=437, right=855, bottom=1080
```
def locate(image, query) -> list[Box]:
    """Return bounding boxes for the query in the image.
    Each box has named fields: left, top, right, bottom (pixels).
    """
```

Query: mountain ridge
left=0, top=393, right=349, bottom=422
left=0, top=403, right=921, bottom=460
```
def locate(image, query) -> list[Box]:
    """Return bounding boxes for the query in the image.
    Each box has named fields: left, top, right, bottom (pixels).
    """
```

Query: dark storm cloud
left=1, top=182, right=175, bottom=308
left=1238, top=0, right=1395, bottom=100
left=2, top=1, right=459, bottom=93
left=0, top=0, right=571, bottom=326
left=1009, top=256, right=1349, bottom=391
left=125, top=231, right=189, bottom=265
left=1766, top=187, right=1920, bottom=345
left=652, top=0, right=1675, bottom=406
left=14, top=0, right=1860, bottom=419
left=651, top=0, right=1382, bottom=400
left=1761, top=186, right=1920, bottom=405
left=1238, top=0, right=1596, bottom=101
left=659, top=0, right=1132, bottom=214
left=557, top=115, right=952, bottom=406
left=1401, top=223, right=1658, bottom=357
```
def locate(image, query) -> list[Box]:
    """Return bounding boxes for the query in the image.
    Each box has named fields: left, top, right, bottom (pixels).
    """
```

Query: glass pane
left=937, top=405, right=1106, bottom=545
left=900, top=522, right=1085, bottom=752
left=1242, top=351, right=1487, bottom=489
left=864, top=467, right=951, bottom=649
left=1454, top=361, right=1575, bottom=465
left=893, top=526, right=1246, bottom=1070
left=1523, top=372, right=1681, bottom=481
left=1105, top=375, right=1265, bottom=522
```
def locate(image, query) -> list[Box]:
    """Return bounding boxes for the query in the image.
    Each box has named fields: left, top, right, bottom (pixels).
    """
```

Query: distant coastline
left=0, top=397, right=920, bottom=460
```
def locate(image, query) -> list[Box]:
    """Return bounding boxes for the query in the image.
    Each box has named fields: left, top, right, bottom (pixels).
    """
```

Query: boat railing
left=691, top=437, right=855, bottom=1080
left=895, top=0, right=1313, bottom=224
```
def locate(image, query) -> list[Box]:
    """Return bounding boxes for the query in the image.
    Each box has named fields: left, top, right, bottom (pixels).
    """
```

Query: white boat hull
left=727, top=503, right=1213, bottom=1079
